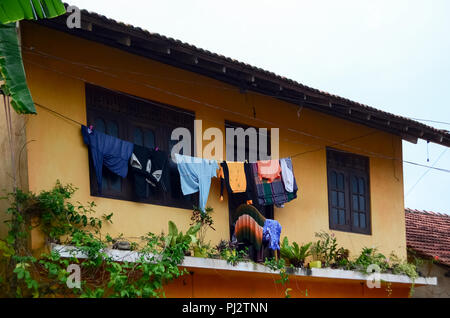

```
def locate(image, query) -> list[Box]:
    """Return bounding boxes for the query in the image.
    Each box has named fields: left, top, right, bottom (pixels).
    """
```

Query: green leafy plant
left=280, top=237, right=311, bottom=268
left=0, top=181, right=193, bottom=298
left=165, top=221, right=200, bottom=251
left=190, top=207, right=215, bottom=256
left=389, top=253, right=419, bottom=297
left=333, top=247, right=350, bottom=268
left=0, top=0, right=67, bottom=114
left=264, top=257, right=292, bottom=298
left=352, top=247, right=390, bottom=272
left=0, top=0, right=66, bottom=24
left=310, top=231, right=338, bottom=267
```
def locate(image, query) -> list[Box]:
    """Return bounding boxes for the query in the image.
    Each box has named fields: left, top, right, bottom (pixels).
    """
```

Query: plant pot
left=309, top=261, right=322, bottom=269
left=193, top=246, right=207, bottom=258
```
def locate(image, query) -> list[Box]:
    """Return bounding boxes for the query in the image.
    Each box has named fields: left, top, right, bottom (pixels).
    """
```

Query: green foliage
left=352, top=247, right=390, bottom=272
left=0, top=23, right=36, bottom=114
left=165, top=220, right=200, bottom=251
left=0, top=0, right=66, bottom=24
left=190, top=206, right=215, bottom=250
left=221, top=247, right=248, bottom=266
left=334, top=247, right=350, bottom=268
left=280, top=237, right=311, bottom=268
left=264, top=257, right=292, bottom=298
left=0, top=181, right=190, bottom=298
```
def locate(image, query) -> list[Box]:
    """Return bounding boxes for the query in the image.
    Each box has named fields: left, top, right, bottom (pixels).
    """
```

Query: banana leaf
left=0, top=23, right=35, bottom=114
left=0, top=0, right=66, bottom=24
left=0, top=0, right=66, bottom=114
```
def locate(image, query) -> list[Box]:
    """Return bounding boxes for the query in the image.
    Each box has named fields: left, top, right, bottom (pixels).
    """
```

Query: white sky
left=68, top=0, right=450, bottom=214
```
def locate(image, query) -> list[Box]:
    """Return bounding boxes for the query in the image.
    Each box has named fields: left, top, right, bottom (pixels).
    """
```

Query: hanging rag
left=280, top=158, right=294, bottom=193
left=257, top=159, right=281, bottom=182
left=223, top=161, right=247, bottom=193
left=262, top=219, right=282, bottom=251
left=219, top=162, right=253, bottom=221
left=174, top=154, right=219, bottom=212
left=248, top=162, right=266, bottom=206
left=81, top=125, right=134, bottom=193
left=280, top=158, right=298, bottom=202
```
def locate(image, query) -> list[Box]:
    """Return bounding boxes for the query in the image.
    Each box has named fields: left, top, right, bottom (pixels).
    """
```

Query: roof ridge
left=405, top=208, right=450, bottom=218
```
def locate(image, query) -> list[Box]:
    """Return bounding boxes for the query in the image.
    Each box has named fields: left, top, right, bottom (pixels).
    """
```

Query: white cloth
left=280, top=158, right=294, bottom=193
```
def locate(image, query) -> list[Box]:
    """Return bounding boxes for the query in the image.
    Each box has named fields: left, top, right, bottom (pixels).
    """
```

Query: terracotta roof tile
left=405, top=208, right=450, bottom=266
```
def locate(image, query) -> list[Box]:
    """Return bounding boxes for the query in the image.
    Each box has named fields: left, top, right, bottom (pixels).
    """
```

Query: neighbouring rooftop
left=405, top=208, right=450, bottom=267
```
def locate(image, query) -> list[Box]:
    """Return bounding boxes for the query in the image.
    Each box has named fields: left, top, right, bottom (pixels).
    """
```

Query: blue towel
left=82, top=125, right=134, bottom=192
left=263, top=219, right=282, bottom=251
left=174, top=154, right=219, bottom=212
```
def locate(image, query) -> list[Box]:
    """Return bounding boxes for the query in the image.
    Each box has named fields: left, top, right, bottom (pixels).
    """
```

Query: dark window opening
left=326, top=148, right=371, bottom=235
left=224, top=121, right=274, bottom=240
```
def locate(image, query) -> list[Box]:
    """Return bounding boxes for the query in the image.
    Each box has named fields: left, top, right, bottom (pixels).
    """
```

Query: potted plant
left=190, top=207, right=215, bottom=258
left=165, top=220, right=201, bottom=256
left=280, top=237, right=312, bottom=268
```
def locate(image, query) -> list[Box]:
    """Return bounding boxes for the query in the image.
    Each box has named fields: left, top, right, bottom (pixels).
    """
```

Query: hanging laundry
left=249, top=162, right=267, bottom=206
left=222, top=161, right=247, bottom=193
left=219, top=162, right=254, bottom=224
left=174, top=154, right=219, bottom=212
left=262, top=219, right=282, bottom=251
left=257, top=159, right=281, bottom=182
left=280, top=157, right=298, bottom=202
left=249, top=161, right=298, bottom=207
left=280, top=158, right=294, bottom=193
left=130, top=145, right=168, bottom=199
left=81, top=125, right=134, bottom=193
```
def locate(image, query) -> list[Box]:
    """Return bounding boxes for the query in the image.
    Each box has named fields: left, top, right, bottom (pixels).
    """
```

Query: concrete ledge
left=51, top=244, right=437, bottom=286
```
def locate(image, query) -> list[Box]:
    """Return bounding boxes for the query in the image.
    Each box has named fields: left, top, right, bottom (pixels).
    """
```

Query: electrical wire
left=3, top=44, right=446, bottom=173
left=3, top=39, right=450, bottom=130
left=406, top=148, right=449, bottom=196
left=32, top=99, right=450, bottom=174
left=20, top=44, right=450, bottom=133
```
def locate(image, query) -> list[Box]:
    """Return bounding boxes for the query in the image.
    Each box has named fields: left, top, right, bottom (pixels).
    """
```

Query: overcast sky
left=68, top=0, right=450, bottom=214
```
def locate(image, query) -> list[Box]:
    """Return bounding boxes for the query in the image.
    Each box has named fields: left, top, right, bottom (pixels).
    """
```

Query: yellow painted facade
left=20, top=20, right=406, bottom=264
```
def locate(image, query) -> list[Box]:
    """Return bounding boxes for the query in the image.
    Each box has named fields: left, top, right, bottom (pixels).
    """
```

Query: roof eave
left=31, top=10, right=450, bottom=147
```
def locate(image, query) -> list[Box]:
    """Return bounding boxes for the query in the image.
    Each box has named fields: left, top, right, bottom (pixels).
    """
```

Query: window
left=85, top=84, right=196, bottom=209
left=326, top=148, right=371, bottom=234
left=224, top=121, right=274, bottom=239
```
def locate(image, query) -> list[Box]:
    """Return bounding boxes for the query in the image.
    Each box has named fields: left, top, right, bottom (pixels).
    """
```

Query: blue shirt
left=263, top=219, right=282, bottom=251
left=174, top=154, right=219, bottom=212
left=82, top=125, right=134, bottom=193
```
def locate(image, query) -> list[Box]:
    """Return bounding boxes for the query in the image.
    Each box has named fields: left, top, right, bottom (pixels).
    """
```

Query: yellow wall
left=20, top=21, right=406, bottom=260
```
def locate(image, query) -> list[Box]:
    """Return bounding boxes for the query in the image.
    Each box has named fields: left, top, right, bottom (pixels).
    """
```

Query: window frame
left=326, top=147, right=371, bottom=235
left=85, top=84, right=196, bottom=209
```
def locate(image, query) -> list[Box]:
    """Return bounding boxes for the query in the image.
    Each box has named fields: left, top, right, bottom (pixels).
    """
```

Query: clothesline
left=32, top=102, right=450, bottom=173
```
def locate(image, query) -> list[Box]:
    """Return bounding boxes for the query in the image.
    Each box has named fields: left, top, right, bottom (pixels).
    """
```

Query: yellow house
left=1, top=6, right=448, bottom=298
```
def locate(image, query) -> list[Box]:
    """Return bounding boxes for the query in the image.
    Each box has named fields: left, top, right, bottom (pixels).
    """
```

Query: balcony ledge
left=51, top=244, right=437, bottom=286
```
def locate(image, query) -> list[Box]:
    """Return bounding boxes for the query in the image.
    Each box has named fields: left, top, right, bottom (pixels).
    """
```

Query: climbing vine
left=0, top=181, right=191, bottom=298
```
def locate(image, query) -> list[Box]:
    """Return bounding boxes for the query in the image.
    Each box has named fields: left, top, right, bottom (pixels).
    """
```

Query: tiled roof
left=34, top=4, right=450, bottom=147
left=405, top=208, right=450, bottom=266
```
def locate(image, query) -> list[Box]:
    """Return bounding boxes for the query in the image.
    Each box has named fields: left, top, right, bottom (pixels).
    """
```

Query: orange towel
left=226, top=161, right=247, bottom=193
left=257, top=160, right=281, bottom=183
